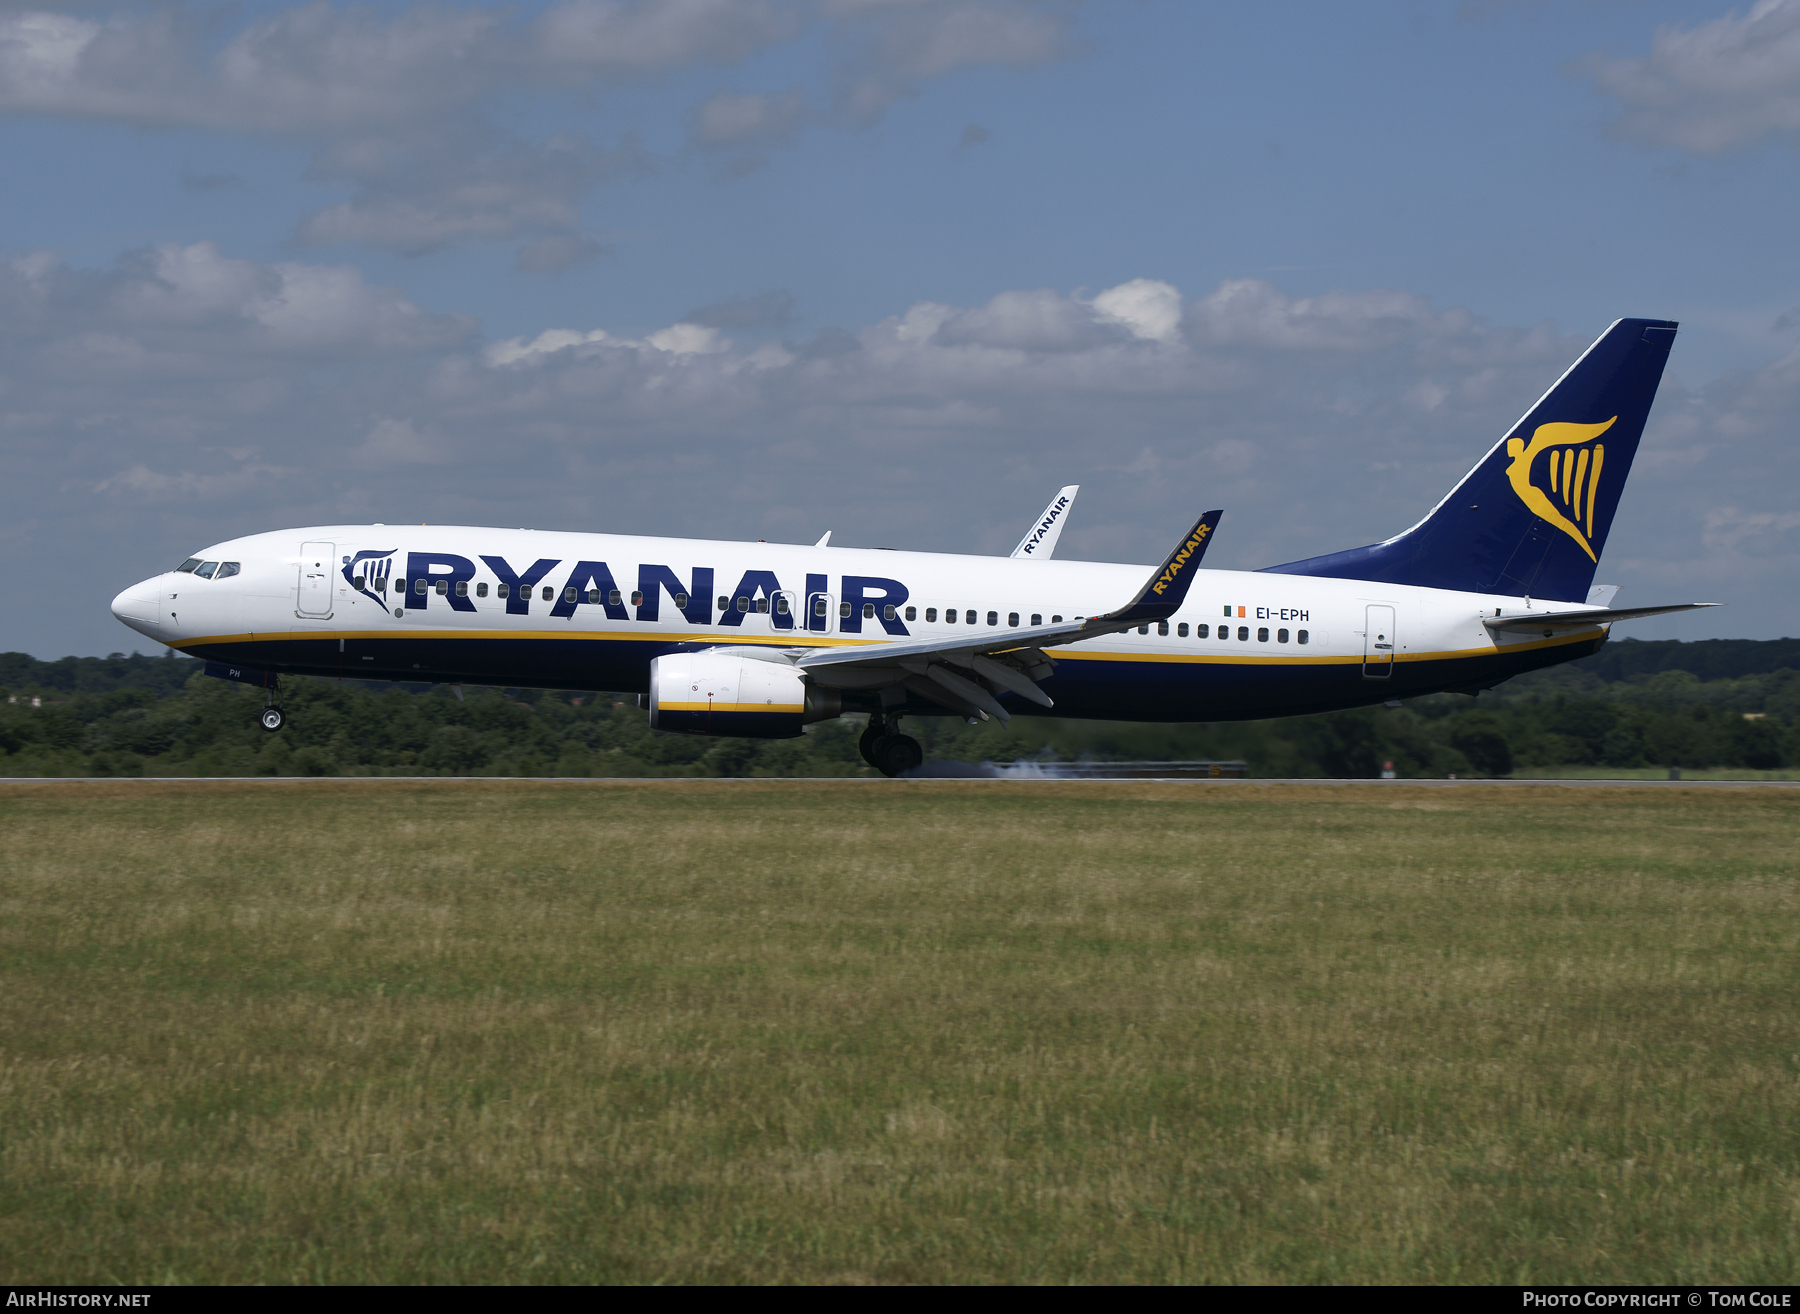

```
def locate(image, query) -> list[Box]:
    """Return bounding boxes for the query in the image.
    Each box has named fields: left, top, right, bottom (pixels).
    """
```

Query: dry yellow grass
left=1, top=780, right=1796, bottom=1284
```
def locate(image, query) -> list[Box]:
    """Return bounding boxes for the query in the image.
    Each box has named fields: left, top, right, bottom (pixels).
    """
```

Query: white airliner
left=111, top=317, right=1712, bottom=776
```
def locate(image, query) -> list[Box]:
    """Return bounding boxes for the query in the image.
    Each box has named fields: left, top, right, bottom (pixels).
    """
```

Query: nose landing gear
left=858, top=713, right=924, bottom=778
left=258, top=677, right=286, bottom=733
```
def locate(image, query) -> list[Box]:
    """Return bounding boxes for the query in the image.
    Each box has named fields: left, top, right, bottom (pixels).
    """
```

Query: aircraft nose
left=110, top=579, right=162, bottom=636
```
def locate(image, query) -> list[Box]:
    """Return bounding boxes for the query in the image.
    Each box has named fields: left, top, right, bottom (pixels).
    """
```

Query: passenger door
left=1362, top=604, right=1395, bottom=678
left=297, top=540, right=335, bottom=617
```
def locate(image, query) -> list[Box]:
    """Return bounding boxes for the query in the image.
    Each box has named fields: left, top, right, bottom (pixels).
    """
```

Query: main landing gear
left=259, top=677, right=286, bottom=733
left=859, top=713, right=924, bottom=778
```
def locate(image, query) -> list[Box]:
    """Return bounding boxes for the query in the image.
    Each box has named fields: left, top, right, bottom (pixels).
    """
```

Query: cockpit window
left=195, top=562, right=220, bottom=579
left=176, top=558, right=201, bottom=573
left=215, top=562, right=241, bottom=579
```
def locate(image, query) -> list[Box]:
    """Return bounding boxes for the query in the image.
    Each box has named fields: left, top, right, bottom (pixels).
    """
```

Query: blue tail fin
left=1262, top=318, right=1677, bottom=601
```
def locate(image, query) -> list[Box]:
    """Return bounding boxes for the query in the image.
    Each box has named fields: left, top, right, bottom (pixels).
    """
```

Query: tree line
left=2, top=640, right=1797, bottom=779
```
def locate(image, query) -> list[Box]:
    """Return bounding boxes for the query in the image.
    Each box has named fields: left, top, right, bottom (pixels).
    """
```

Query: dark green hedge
left=2, top=646, right=1796, bottom=779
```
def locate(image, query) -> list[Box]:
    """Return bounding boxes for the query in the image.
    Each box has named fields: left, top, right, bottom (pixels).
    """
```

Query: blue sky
left=4, top=0, right=1799, bottom=656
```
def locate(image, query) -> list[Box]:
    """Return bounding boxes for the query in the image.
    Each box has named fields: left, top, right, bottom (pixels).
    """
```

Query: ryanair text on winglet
left=1018, top=495, right=1072, bottom=555
left=1151, top=522, right=1212, bottom=595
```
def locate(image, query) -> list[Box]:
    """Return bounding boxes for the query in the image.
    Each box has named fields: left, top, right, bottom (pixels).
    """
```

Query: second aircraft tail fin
left=1012, top=485, right=1079, bottom=558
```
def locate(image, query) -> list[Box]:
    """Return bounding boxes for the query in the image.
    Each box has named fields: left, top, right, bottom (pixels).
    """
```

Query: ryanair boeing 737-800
left=109, top=317, right=1712, bottom=776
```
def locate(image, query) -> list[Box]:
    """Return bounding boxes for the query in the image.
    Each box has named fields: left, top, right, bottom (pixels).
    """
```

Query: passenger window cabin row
left=918, top=608, right=1061, bottom=625
left=1140, top=621, right=1310, bottom=645
left=342, top=570, right=1311, bottom=643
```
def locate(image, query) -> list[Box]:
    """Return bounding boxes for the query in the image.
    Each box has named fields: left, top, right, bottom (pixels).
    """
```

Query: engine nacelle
left=647, top=651, right=840, bottom=738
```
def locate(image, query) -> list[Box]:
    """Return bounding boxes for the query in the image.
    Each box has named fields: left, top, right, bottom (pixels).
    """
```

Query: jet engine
left=648, top=651, right=841, bottom=738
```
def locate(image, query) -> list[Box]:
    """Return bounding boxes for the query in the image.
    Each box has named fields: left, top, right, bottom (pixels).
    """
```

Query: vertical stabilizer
left=1262, top=319, right=1677, bottom=601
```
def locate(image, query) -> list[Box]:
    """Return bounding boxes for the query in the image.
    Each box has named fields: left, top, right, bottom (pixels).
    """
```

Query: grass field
left=2, top=781, right=1797, bottom=1284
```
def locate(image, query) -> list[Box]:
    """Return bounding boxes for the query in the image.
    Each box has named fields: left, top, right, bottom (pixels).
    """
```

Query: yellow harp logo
left=1504, top=416, right=1616, bottom=562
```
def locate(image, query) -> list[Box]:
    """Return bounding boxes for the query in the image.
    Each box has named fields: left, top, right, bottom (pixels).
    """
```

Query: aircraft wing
left=1483, top=602, right=1718, bottom=635
left=794, top=510, right=1222, bottom=722
left=1011, top=485, right=1080, bottom=558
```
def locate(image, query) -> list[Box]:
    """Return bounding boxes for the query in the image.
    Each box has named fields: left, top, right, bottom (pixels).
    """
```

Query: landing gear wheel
left=872, top=734, right=923, bottom=778
left=259, top=707, right=286, bottom=733
left=859, top=717, right=888, bottom=768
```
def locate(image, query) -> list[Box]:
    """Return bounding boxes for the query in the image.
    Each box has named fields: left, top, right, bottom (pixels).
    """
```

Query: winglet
left=1103, top=510, right=1222, bottom=626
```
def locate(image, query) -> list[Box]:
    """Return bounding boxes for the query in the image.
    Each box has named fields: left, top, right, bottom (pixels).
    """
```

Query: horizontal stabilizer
left=1483, top=602, right=1718, bottom=635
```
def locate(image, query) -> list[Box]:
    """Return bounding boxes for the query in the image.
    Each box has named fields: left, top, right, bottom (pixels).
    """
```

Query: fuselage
left=110, top=523, right=1606, bottom=721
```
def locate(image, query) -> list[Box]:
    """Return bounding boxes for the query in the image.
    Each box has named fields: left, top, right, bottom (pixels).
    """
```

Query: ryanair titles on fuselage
left=361, top=547, right=913, bottom=635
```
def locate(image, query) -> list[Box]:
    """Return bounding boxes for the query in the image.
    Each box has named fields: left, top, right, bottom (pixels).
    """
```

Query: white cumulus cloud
left=1090, top=279, right=1184, bottom=344
left=1586, top=0, right=1800, bottom=152
left=484, top=320, right=726, bottom=365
